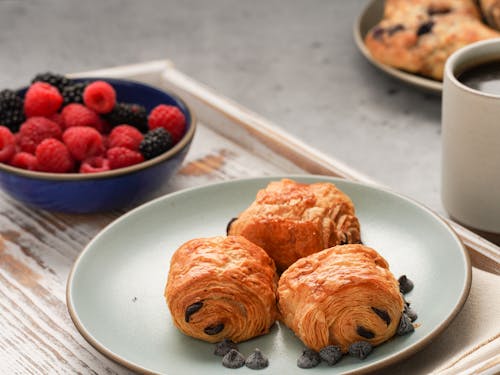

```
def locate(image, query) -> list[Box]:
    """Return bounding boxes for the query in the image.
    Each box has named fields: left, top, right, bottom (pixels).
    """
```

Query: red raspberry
left=83, top=81, right=116, bottom=114
left=107, top=146, right=144, bottom=169
left=147, top=104, right=186, bottom=143
left=80, top=156, right=111, bottom=173
left=61, top=103, right=105, bottom=132
left=108, top=125, right=144, bottom=151
left=36, top=138, right=74, bottom=173
left=10, top=152, right=38, bottom=171
left=17, top=117, right=62, bottom=154
left=24, top=82, right=63, bottom=117
left=49, top=113, right=65, bottom=128
left=62, top=126, right=104, bottom=161
left=0, top=126, right=16, bottom=162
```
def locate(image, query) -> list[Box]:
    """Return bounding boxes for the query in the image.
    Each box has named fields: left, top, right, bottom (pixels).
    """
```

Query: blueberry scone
left=277, top=244, right=405, bottom=352
left=365, top=0, right=500, bottom=80
left=227, top=179, right=361, bottom=272
left=165, top=235, right=279, bottom=343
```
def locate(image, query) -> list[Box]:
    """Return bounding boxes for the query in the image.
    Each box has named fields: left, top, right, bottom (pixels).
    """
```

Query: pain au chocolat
left=165, top=235, right=279, bottom=343
left=227, top=178, right=361, bottom=272
left=277, top=244, right=405, bottom=352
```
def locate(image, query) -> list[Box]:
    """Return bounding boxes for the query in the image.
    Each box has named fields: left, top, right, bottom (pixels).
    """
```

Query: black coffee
left=458, top=59, right=500, bottom=95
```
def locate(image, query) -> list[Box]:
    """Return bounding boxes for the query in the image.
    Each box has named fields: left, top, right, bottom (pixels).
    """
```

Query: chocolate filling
left=427, top=6, right=451, bottom=16
left=185, top=301, right=203, bottom=322
left=204, top=323, right=225, bottom=335
left=356, top=325, right=375, bottom=339
left=417, top=21, right=435, bottom=36
left=371, top=307, right=391, bottom=326
left=226, top=217, right=237, bottom=235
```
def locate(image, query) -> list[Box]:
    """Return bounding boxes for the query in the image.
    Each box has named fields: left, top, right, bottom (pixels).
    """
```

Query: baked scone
left=277, top=244, right=404, bottom=352
left=165, top=235, right=279, bottom=343
left=365, top=0, right=499, bottom=80
left=227, top=179, right=361, bottom=272
left=479, top=0, right=500, bottom=29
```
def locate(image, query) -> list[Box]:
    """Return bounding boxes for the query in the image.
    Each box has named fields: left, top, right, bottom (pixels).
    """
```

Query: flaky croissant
left=165, top=235, right=279, bottom=343
left=228, top=178, right=361, bottom=272
left=277, top=244, right=404, bottom=352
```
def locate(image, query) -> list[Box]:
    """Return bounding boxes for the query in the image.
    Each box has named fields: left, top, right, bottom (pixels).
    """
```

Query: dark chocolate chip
left=397, top=313, right=415, bottom=335
left=204, top=323, right=224, bottom=335
left=214, top=339, right=238, bottom=356
left=185, top=301, right=203, bottom=322
left=427, top=6, right=451, bottom=16
left=245, top=348, right=269, bottom=370
left=404, top=304, right=418, bottom=322
left=372, top=27, right=385, bottom=40
left=222, top=349, right=245, bottom=369
left=417, top=21, right=435, bottom=36
left=226, top=217, right=238, bottom=235
left=357, top=325, right=375, bottom=339
left=297, top=348, right=321, bottom=369
left=371, top=307, right=391, bottom=326
left=319, top=345, right=343, bottom=366
left=398, top=275, right=414, bottom=294
left=348, top=341, right=373, bottom=360
left=388, top=24, right=405, bottom=35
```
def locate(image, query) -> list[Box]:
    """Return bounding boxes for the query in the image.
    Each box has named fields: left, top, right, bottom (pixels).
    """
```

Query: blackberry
left=103, top=102, right=148, bottom=132
left=61, top=82, right=88, bottom=106
left=0, top=89, right=25, bottom=132
left=139, top=128, right=174, bottom=160
left=31, top=72, right=70, bottom=92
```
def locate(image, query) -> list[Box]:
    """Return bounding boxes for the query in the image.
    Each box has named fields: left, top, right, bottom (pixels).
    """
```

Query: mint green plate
left=67, top=176, right=471, bottom=374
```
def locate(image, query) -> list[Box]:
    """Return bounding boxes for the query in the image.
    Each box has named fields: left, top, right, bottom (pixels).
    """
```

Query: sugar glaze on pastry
left=165, top=235, right=279, bottom=343
left=277, top=244, right=404, bottom=352
left=228, top=179, right=361, bottom=272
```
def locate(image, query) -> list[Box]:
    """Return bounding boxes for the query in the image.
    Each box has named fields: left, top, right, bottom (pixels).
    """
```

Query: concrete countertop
left=0, top=0, right=444, bottom=213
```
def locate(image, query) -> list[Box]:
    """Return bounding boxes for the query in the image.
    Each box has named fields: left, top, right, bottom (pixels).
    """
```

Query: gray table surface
left=0, top=0, right=443, bottom=212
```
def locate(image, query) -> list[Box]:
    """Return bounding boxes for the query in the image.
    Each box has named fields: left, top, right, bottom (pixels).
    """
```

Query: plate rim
left=353, top=0, right=443, bottom=94
left=66, top=175, right=471, bottom=375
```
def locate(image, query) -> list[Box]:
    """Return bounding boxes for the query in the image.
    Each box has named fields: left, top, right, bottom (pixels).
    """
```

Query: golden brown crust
left=364, top=0, right=499, bottom=80
left=277, top=244, right=404, bottom=352
left=165, top=235, right=279, bottom=343
left=479, top=0, right=500, bottom=29
left=228, top=179, right=361, bottom=272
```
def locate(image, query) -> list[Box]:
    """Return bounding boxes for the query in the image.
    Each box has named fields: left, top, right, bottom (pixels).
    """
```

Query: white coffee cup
left=442, top=39, right=500, bottom=235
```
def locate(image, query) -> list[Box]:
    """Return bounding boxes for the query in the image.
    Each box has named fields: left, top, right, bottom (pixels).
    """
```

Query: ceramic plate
left=67, top=176, right=471, bottom=374
left=353, top=0, right=443, bottom=94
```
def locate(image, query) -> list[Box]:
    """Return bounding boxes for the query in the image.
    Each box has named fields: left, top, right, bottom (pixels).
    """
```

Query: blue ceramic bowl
left=0, top=77, right=196, bottom=213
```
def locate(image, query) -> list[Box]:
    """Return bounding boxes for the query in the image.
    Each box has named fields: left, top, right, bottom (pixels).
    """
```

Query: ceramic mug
left=442, top=39, right=500, bottom=236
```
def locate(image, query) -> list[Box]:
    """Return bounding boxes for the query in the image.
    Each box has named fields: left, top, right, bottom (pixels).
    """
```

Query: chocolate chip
left=185, top=301, right=203, bottom=322
left=372, top=27, right=385, bottom=40
left=245, top=348, right=269, bottom=370
left=397, top=313, right=415, bottom=335
left=371, top=307, right=391, bottom=326
left=204, top=323, right=224, bottom=335
left=222, top=349, right=245, bottom=369
left=356, top=325, right=375, bottom=339
left=348, top=341, right=373, bottom=360
left=388, top=24, right=405, bottom=35
left=226, top=217, right=238, bottom=235
left=427, top=6, right=451, bottom=16
left=417, top=21, right=434, bottom=36
left=319, top=345, right=343, bottom=366
left=404, top=303, right=418, bottom=322
left=297, top=348, right=321, bottom=369
left=214, top=339, right=238, bottom=356
left=398, top=275, right=414, bottom=294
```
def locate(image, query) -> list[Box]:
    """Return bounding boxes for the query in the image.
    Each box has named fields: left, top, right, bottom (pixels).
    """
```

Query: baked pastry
left=165, top=235, right=279, bottom=343
left=277, top=244, right=404, bottom=352
left=479, top=0, right=500, bottom=29
left=365, top=0, right=500, bottom=80
left=227, top=178, right=361, bottom=272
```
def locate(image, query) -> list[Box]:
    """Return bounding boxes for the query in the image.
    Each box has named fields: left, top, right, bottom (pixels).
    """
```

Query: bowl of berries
left=0, top=73, right=196, bottom=213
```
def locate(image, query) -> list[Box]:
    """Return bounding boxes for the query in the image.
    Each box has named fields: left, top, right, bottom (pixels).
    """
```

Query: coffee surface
left=458, top=60, right=500, bottom=95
